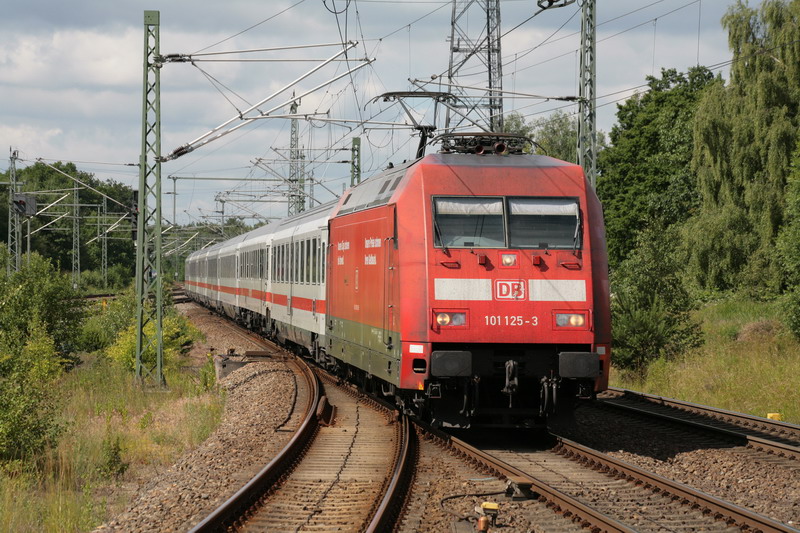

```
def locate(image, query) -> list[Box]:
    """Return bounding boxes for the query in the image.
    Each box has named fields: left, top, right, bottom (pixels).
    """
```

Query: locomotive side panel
left=586, top=187, right=611, bottom=390
left=328, top=205, right=401, bottom=385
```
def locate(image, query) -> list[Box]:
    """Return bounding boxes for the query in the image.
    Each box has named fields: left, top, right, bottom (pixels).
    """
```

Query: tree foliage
left=504, top=109, right=606, bottom=162
left=0, top=248, right=85, bottom=459
left=611, top=224, right=702, bottom=374
left=598, top=67, right=715, bottom=269
left=106, top=312, right=201, bottom=373
left=778, top=137, right=800, bottom=337
left=688, top=0, right=800, bottom=294
left=529, top=109, right=579, bottom=162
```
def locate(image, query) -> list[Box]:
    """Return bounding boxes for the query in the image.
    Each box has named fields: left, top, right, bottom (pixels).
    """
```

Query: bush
left=107, top=313, right=202, bottom=373
left=0, top=254, right=82, bottom=460
left=0, top=322, right=65, bottom=460
left=612, top=293, right=702, bottom=376
left=0, top=253, right=86, bottom=353
left=198, top=354, right=216, bottom=392
left=611, top=223, right=702, bottom=374
left=97, top=429, right=128, bottom=479
left=77, top=289, right=138, bottom=352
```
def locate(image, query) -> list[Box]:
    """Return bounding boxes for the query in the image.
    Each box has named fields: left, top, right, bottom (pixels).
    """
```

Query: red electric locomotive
left=185, top=133, right=611, bottom=428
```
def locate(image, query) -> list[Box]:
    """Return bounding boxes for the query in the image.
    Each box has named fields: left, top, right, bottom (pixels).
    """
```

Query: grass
left=612, top=295, right=800, bottom=423
left=0, top=354, right=224, bottom=533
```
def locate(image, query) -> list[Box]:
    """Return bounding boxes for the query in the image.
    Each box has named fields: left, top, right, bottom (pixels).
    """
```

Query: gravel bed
left=553, top=404, right=800, bottom=528
left=94, top=304, right=297, bottom=532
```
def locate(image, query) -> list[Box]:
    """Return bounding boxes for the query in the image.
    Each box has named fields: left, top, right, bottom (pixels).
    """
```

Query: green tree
left=503, top=111, right=535, bottom=153
left=689, top=0, right=800, bottom=294
left=597, top=66, right=714, bottom=269
left=778, top=137, right=800, bottom=337
left=504, top=109, right=606, bottom=162
left=0, top=248, right=85, bottom=458
left=530, top=109, right=578, bottom=162
left=611, top=224, right=702, bottom=374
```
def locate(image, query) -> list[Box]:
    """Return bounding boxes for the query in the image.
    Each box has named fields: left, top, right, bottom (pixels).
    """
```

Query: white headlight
left=435, top=312, right=467, bottom=327
left=501, top=253, right=517, bottom=267
left=556, top=313, right=586, bottom=328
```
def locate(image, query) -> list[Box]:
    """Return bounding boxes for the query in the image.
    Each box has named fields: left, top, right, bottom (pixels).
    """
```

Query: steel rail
left=417, top=423, right=637, bottom=533
left=607, top=387, right=800, bottom=436
left=555, top=437, right=799, bottom=533
left=366, top=415, right=416, bottom=533
left=188, top=356, right=321, bottom=533
left=602, top=388, right=800, bottom=460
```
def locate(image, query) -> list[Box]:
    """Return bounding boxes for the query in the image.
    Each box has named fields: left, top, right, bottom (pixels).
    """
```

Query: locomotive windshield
left=432, top=196, right=580, bottom=250
left=508, top=198, right=579, bottom=249
left=433, top=197, right=505, bottom=248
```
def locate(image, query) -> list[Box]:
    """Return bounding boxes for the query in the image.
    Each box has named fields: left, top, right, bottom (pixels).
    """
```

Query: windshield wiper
left=433, top=215, right=449, bottom=254
left=572, top=216, right=581, bottom=256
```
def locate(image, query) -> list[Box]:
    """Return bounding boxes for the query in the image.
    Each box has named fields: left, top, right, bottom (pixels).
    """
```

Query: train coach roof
left=336, top=158, right=417, bottom=216
left=186, top=199, right=338, bottom=261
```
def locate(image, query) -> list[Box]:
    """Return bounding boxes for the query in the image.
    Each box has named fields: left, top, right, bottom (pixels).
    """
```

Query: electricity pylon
left=446, top=0, right=504, bottom=133
left=6, top=148, right=21, bottom=273
left=577, top=0, right=597, bottom=187
left=135, top=10, right=165, bottom=386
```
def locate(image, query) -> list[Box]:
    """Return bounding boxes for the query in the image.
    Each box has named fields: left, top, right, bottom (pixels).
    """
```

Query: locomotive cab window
left=432, top=196, right=581, bottom=250
left=433, top=197, right=505, bottom=248
left=508, top=198, right=580, bottom=250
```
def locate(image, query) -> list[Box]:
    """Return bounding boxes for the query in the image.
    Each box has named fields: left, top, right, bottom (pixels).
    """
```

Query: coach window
left=276, top=246, right=282, bottom=282
left=304, top=240, right=310, bottom=284
left=281, top=245, right=286, bottom=282
left=296, top=242, right=301, bottom=284
left=281, top=244, right=286, bottom=283
left=284, top=243, right=289, bottom=283
left=432, top=197, right=505, bottom=248
left=281, top=244, right=286, bottom=282
left=294, top=242, right=300, bottom=284
left=304, top=241, right=308, bottom=283
left=298, top=241, right=304, bottom=284
left=312, top=238, right=318, bottom=284
left=507, top=198, right=580, bottom=250
left=319, top=241, right=328, bottom=283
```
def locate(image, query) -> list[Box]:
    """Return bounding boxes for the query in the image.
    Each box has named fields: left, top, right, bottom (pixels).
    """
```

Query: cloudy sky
left=1, top=0, right=745, bottom=225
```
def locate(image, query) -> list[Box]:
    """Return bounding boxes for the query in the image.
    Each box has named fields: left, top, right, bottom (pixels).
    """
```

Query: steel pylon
left=577, top=0, right=597, bottom=187
left=288, top=98, right=305, bottom=216
left=6, top=148, right=21, bottom=273
left=135, top=10, right=165, bottom=385
left=72, top=187, right=80, bottom=289
left=445, top=0, right=504, bottom=133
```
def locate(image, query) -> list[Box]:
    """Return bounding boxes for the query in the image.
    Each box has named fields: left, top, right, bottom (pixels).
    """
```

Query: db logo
left=495, top=280, right=526, bottom=300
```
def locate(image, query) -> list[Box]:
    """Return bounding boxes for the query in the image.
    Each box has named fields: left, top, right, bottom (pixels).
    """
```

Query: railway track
left=189, top=352, right=412, bottom=532
left=458, top=429, right=796, bottom=532
left=600, top=388, right=800, bottom=460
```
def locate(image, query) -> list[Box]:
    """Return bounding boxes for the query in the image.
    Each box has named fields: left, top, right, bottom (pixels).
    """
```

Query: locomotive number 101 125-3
left=484, top=315, right=539, bottom=326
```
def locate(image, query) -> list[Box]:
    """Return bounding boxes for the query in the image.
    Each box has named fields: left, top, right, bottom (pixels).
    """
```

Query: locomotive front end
left=397, top=147, right=610, bottom=428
